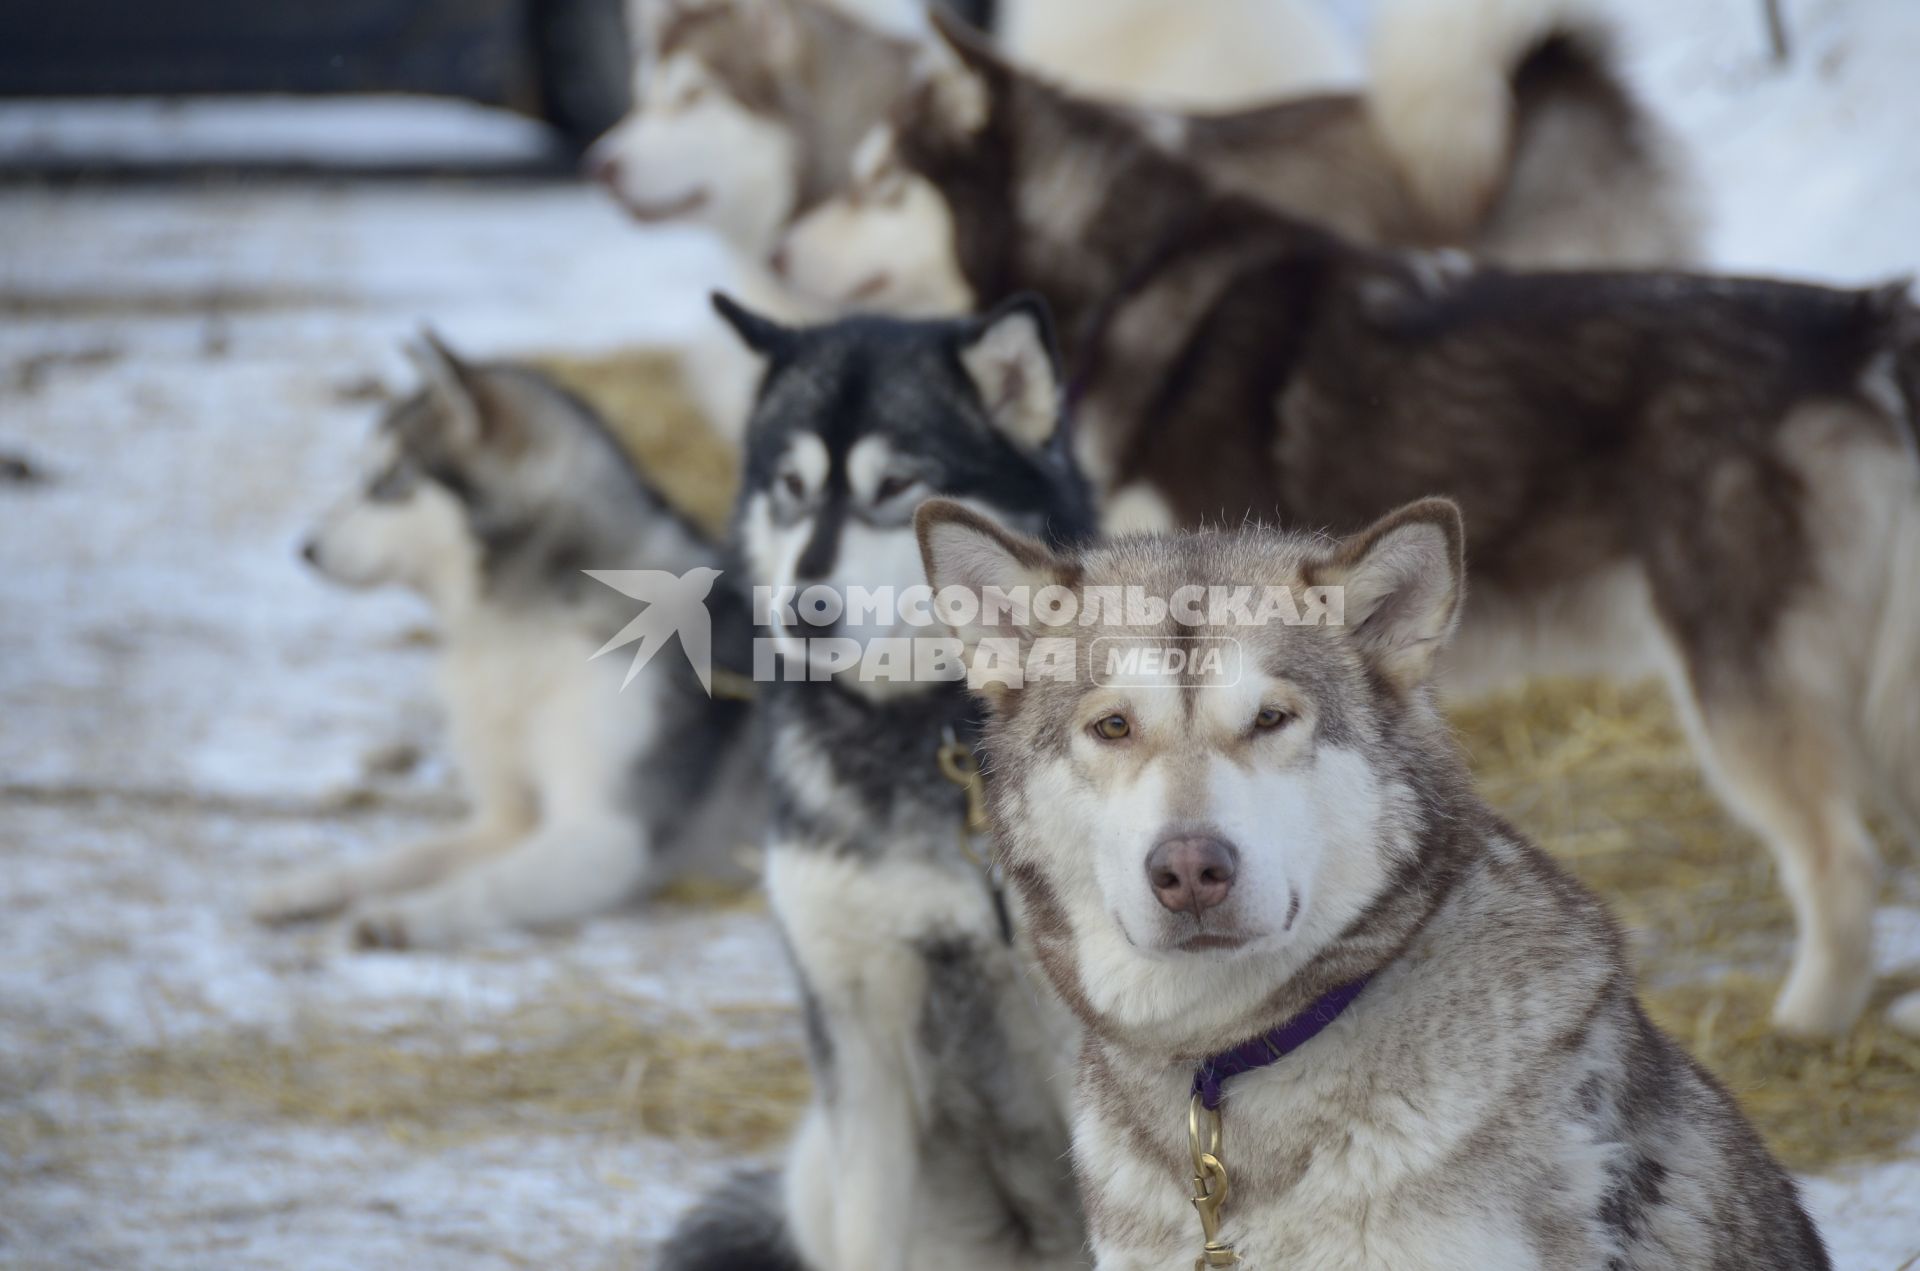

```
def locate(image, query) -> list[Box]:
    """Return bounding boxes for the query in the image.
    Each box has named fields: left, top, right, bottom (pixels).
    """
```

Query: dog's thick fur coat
left=918, top=499, right=1831, bottom=1270
left=253, top=338, right=760, bottom=947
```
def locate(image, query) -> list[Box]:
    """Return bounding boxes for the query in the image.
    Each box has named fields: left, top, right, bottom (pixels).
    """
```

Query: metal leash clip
left=936, top=726, right=1013, bottom=944
left=1189, top=1094, right=1239, bottom=1268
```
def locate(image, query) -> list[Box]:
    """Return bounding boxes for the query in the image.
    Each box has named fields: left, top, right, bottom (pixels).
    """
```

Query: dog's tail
left=1863, top=285, right=1920, bottom=839
left=1366, top=0, right=1631, bottom=237
left=653, top=1169, right=805, bottom=1271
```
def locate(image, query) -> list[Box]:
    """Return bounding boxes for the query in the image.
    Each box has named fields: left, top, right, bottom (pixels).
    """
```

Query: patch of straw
left=84, top=999, right=809, bottom=1153
left=1454, top=679, right=1920, bottom=1172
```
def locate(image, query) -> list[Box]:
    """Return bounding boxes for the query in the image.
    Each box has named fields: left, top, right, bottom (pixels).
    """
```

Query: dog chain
left=1189, top=1095, right=1240, bottom=1268
left=935, top=728, right=1014, bottom=944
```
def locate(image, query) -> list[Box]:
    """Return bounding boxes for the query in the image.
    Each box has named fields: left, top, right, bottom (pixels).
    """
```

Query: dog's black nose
left=299, top=540, right=320, bottom=568
left=1146, top=834, right=1238, bottom=915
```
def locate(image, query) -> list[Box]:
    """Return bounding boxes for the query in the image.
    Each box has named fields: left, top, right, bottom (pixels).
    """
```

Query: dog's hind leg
left=1863, top=489, right=1920, bottom=847
left=347, top=814, right=650, bottom=949
left=1671, top=683, right=1881, bottom=1038
left=1646, top=401, right=1912, bottom=1036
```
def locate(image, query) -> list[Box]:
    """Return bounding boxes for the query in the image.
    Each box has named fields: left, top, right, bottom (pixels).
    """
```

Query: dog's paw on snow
left=349, top=907, right=416, bottom=951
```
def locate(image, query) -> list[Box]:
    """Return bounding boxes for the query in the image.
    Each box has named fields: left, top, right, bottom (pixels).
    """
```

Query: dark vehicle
left=0, top=0, right=631, bottom=152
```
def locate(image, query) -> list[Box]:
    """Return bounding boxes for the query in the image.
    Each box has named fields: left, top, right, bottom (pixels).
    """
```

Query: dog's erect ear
left=1314, top=498, right=1464, bottom=693
left=404, top=326, right=485, bottom=445
left=960, top=293, right=1062, bottom=451
left=928, top=7, right=1010, bottom=82
left=711, top=292, right=794, bottom=358
left=912, top=12, right=996, bottom=133
left=917, top=499, right=1069, bottom=695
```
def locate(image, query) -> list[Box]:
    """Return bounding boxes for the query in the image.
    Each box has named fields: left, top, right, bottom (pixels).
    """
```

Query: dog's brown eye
left=874, top=475, right=915, bottom=502
left=1254, top=707, right=1292, bottom=731
left=1092, top=714, right=1130, bottom=741
left=781, top=472, right=807, bottom=500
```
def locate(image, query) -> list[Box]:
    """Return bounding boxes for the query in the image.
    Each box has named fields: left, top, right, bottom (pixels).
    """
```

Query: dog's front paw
left=349, top=908, right=412, bottom=951
left=348, top=895, right=466, bottom=952
left=250, top=869, right=351, bottom=926
left=1771, top=964, right=1870, bottom=1039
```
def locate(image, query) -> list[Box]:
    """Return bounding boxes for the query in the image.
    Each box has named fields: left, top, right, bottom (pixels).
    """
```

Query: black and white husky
left=659, top=296, right=1097, bottom=1270
left=916, top=497, right=1830, bottom=1270
left=252, top=335, right=760, bottom=948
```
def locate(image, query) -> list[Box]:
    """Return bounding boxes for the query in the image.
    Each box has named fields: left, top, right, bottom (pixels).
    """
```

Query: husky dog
left=590, top=0, right=942, bottom=439
left=916, top=497, right=1831, bottom=1270
left=785, top=7, right=1920, bottom=1040
left=593, top=0, right=929, bottom=260
left=252, top=336, right=760, bottom=948
left=659, top=295, right=1097, bottom=1271
left=775, top=4, right=1696, bottom=315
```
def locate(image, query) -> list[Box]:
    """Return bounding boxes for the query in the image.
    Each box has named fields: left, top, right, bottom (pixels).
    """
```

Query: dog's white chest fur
left=440, top=611, right=660, bottom=804
left=765, top=848, right=1001, bottom=1006
left=1079, top=1028, right=1543, bottom=1270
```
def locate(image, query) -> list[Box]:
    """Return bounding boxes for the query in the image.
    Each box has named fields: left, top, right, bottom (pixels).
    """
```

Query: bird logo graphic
left=585, top=567, right=725, bottom=694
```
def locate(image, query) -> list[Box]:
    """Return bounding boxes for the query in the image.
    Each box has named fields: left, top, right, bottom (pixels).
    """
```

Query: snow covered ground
left=2, top=0, right=1919, bottom=1266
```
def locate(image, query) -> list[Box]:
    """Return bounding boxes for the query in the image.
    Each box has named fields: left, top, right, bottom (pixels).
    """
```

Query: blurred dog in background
left=660, top=295, right=1096, bottom=1270
left=1059, top=240, right=1920, bottom=1041
left=253, top=335, right=761, bottom=948
left=775, top=0, right=1697, bottom=317
left=588, top=0, right=1365, bottom=435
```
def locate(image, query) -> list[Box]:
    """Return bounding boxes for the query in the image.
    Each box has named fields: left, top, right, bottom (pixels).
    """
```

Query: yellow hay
left=86, top=1000, right=808, bottom=1153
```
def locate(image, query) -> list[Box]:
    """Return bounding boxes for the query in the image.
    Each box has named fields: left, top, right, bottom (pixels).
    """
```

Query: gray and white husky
left=659, top=296, right=1098, bottom=1271
left=252, top=335, right=761, bottom=948
left=916, top=497, right=1830, bottom=1271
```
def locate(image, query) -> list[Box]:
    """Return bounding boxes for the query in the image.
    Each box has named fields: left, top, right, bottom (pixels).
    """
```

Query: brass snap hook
left=936, top=731, right=990, bottom=835
left=1188, top=1094, right=1239, bottom=1268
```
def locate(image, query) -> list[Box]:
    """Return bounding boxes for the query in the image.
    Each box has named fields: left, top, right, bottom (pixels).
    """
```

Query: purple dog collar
left=1191, top=974, right=1373, bottom=1111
